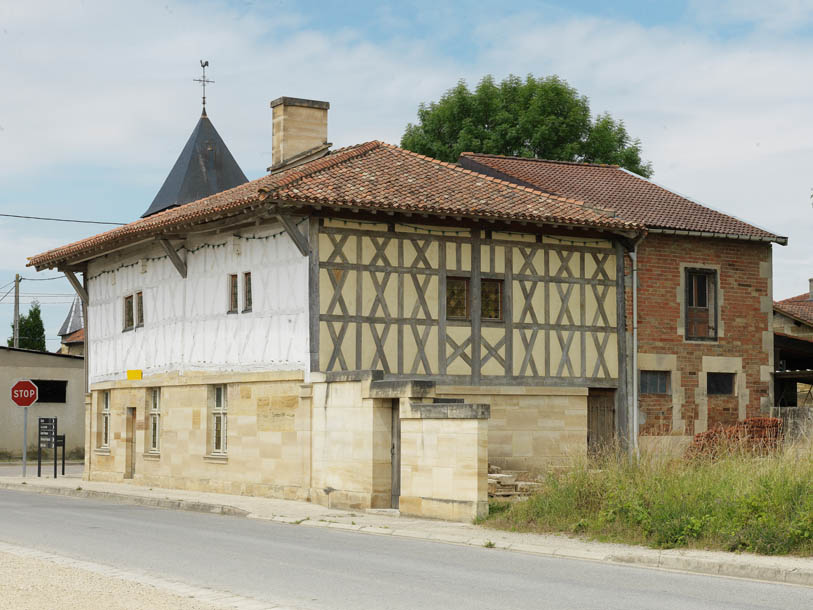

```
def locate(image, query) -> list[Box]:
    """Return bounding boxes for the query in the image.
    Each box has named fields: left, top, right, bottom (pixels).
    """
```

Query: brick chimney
left=269, top=97, right=330, bottom=171
left=809, top=278, right=813, bottom=300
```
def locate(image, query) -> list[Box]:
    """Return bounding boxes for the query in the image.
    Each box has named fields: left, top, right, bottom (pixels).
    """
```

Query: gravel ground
left=0, top=551, right=222, bottom=610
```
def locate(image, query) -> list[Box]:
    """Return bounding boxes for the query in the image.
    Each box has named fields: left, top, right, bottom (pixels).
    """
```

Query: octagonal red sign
left=11, top=380, right=38, bottom=407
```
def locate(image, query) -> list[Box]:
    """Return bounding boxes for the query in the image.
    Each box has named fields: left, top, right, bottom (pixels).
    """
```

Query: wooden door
left=588, top=389, right=615, bottom=455
left=124, top=407, right=136, bottom=479
left=391, top=399, right=401, bottom=509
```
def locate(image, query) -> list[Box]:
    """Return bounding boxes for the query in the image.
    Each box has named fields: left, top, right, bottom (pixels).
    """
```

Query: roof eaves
left=617, top=168, right=787, bottom=245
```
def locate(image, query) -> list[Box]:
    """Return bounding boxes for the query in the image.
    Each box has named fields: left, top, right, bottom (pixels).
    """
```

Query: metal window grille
left=707, top=372, right=735, bottom=395
left=640, top=370, right=670, bottom=394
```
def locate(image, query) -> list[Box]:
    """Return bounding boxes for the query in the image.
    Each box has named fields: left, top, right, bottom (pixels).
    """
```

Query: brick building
left=459, top=153, right=786, bottom=454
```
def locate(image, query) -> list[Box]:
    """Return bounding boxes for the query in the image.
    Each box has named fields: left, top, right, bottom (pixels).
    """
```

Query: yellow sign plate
left=126, top=370, right=143, bottom=381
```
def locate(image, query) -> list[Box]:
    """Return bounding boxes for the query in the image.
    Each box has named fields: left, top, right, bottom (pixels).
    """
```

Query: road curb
left=3, top=481, right=811, bottom=588
left=0, top=482, right=250, bottom=518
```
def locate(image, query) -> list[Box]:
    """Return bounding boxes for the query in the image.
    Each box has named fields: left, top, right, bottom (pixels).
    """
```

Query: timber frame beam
left=64, top=270, right=89, bottom=304
left=158, top=239, right=187, bottom=279
left=277, top=214, right=310, bottom=256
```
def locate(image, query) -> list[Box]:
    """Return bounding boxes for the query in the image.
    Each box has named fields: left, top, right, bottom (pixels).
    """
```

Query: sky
left=2, top=0, right=813, bottom=351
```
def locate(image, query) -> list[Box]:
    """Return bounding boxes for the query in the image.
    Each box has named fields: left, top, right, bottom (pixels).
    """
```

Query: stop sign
left=11, top=380, right=38, bottom=407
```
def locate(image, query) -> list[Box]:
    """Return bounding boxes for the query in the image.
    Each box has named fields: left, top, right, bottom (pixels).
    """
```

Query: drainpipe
left=629, top=244, right=640, bottom=458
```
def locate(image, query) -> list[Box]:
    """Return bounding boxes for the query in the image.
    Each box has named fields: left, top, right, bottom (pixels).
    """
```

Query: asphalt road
left=0, top=490, right=809, bottom=610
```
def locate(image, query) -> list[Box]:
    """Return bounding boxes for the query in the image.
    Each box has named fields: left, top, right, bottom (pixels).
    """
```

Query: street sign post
left=38, top=418, right=64, bottom=478
left=11, top=380, right=38, bottom=477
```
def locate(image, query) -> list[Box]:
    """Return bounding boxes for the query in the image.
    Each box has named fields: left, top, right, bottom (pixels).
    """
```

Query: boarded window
left=136, top=291, right=144, bottom=327
left=228, top=275, right=238, bottom=313
left=243, top=272, right=252, bottom=312
left=31, top=379, right=67, bottom=403
left=123, top=295, right=134, bottom=330
left=447, top=277, right=469, bottom=319
left=708, top=372, right=735, bottom=395
left=481, top=279, right=503, bottom=321
left=640, top=371, right=669, bottom=394
left=686, top=269, right=717, bottom=340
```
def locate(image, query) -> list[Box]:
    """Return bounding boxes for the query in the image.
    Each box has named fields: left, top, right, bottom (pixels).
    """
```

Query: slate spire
left=58, top=296, right=83, bottom=337
left=141, top=62, right=248, bottom=217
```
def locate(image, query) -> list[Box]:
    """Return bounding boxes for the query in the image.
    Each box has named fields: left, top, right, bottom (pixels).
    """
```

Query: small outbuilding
left=0, top=346, right=85, bottom=459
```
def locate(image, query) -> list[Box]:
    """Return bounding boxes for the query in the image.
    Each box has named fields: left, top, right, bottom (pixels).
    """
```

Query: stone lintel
left=368, top=379, right=436, bottom=399
left=404, top=402, right=490, bottom=419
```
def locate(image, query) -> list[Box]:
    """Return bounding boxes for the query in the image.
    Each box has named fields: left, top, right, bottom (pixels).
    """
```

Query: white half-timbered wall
left=87, top=223, right=309, bottom=383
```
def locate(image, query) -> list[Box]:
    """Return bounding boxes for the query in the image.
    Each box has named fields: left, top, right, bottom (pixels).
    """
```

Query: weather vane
left=194, top=60, right=214, bottom=114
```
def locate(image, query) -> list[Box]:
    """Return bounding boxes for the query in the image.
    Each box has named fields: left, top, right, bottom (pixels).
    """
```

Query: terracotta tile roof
left=62, top=328, right=85, bottom=344
left=774, top=293, right=813, bottom=326
left=29, top=142, right=642, bottom=270
left=459, top=153, right=786, bottom=244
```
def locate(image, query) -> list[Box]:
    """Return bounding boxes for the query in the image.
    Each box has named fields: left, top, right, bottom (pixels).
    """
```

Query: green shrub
left=483, top=442, right=813, bottom=556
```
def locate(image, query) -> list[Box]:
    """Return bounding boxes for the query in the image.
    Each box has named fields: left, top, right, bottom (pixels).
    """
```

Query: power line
left=22, top=275, right=66, bottom=281
left=0, top=213, right=126, bottom=226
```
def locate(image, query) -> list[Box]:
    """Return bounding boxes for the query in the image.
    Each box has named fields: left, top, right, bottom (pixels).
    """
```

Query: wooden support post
left=64, top=270, right=88, bottom=304
left=277, top=214, right=310, bottom=256
left=158, top=239, right=187, bottom=279
left=614, top=240, right=630, bottom=452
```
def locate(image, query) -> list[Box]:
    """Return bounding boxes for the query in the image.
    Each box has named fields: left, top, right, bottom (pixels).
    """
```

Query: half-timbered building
left=459, top=153, right=787, bottom=455
left=28, top=96, right=783, bottom=520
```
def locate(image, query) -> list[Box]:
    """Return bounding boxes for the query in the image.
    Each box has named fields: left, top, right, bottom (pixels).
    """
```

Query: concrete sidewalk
left=1, top=474, right=811, bottom=589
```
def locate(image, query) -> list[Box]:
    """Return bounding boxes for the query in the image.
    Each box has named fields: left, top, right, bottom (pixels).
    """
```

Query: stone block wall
left=435, top=385, right=588, bottom=473
left=399, top=402, right=489, bottom=522
left=308, top=372, right=393, bottom=510
left=86, top=370, right=309, bottom=499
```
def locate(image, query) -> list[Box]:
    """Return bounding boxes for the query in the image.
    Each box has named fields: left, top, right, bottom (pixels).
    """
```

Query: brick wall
left=627, top=234, right=772, bottom=437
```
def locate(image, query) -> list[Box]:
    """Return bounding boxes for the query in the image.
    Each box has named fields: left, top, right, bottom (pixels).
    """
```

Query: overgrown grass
left=482, top=442, right=813, bottom=556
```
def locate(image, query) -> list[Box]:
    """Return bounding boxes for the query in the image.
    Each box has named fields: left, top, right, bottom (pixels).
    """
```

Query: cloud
left=689, top=0, right=813, bottom=33
left=0, top=0, right=811, bottom=324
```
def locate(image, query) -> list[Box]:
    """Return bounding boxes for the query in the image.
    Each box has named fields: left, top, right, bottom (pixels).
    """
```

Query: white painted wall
left=87, top=222, right=309, bottom=383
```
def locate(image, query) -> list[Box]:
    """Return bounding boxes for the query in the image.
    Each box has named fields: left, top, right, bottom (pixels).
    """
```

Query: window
left=482, top=279, right=503, bottom=320
left=686, top=269, right=717, bottom=340
left=210, top=385, right=227, bottom=455
left=136, top=291, right=144, bottom=327
left=100, top=391, right=110, bottom=448
left=640, top=371, right=670, bottom=394
left=31, top=380, right=67, bottom=403
left=708, top=372, right=735, bottom=395
left=447, top=277, right=470, bottom=319
left=123, top=295, right=134, bottom=330
left=228, top=274, right=238, bottom=313
left=243, top=272, right=252, bottom=312
left=148, top=388, right=160, bottom=453
left=446, top=277, right=504, bottom=320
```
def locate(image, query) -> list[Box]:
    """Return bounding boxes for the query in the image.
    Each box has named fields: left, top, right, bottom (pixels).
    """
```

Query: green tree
left=401, top=74, right=653, bottom=177
left=8, top=300, right=46, bottom=351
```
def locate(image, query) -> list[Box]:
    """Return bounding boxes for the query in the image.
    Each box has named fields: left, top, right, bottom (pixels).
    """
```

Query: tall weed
left=485, top=440, right=813, bottom=555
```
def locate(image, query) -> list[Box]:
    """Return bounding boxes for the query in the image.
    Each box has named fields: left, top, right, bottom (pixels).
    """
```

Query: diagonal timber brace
left=158, top=239, right=187, bottom=279
left=277, top=214, right=310, bottom=256
left=64, top=270, right=88, bottom=304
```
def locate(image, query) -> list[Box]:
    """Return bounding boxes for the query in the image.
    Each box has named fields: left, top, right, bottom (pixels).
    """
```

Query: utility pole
left=13, top=273, right=20, bottom=348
